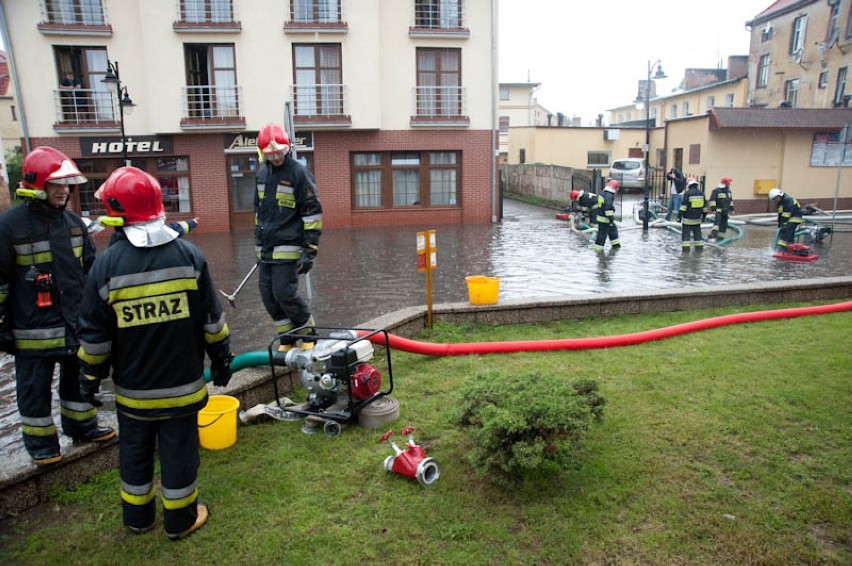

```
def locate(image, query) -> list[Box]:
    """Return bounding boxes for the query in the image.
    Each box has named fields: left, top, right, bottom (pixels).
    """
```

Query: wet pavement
left=2, top=196, right=851, bottom=456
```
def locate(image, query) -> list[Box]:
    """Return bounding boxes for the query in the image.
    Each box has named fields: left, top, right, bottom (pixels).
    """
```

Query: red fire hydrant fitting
left=380, top=426, right=440, bottom=487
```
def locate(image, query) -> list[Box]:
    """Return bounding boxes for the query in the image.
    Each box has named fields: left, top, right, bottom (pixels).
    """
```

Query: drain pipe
left=0, top=1, right=31, bottom=154
left=490, top=0, right=498, bottom=223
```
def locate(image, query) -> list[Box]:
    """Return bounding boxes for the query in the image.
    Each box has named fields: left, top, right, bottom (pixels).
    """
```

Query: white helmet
left=768, top=188, right=782, bottom=200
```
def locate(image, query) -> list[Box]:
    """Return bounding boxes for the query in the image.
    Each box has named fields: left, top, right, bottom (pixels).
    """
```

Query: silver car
left=607, top=158, right=646, bottom=190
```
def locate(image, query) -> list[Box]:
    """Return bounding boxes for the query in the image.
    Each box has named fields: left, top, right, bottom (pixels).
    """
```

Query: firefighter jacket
left=0, top=200, right=95, bottom=356
left=776, top=194, right=803, bottom=227
left=254, top=155, right=323, bottom=263
left=576, top=192, right=601, bottom=214
left=709, top=186, right=735, bottom=215
left=595, top=187, right=617, bottom=224
left=77, top=232, right=230, bottom=419
left=679, top=186, right=707, bottom=225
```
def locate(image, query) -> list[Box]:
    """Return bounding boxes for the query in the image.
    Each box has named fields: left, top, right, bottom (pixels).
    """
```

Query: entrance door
left=227, top=154, right=258, bottom=231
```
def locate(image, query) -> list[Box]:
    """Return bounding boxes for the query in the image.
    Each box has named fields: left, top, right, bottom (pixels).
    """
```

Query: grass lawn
left=1, top=302, right=850, bottom=565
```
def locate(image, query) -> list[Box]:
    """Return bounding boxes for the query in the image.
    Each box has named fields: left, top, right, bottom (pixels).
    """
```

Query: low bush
left=454, top=370, right=606, bottom=480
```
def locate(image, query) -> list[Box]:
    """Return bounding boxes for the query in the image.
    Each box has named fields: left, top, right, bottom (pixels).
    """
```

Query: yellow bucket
left=465, top=276, right=500, bottom=305
left=198, top=395, right=239, bottom=450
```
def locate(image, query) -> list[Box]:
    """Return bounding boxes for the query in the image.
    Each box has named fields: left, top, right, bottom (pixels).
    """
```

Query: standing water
left=1, top=197, right=851, bottom=454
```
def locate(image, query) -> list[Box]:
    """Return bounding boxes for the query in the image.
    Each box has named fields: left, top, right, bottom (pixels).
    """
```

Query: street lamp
left=102, top=60, right=136, bottom=166
left=641, top=59, right=666, bottom=233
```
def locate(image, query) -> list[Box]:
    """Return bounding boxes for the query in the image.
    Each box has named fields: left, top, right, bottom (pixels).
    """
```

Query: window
left=669, top=104, right=677, bottom=119
left=290, top=0, right=341, bottom=23
left=416, top=48, right=461, bottom=117
left=499, top=116, right=509, bottom=134
left=76, top=157, right=192, bottom=218
left=519, top=148, right=525, bottom=164
left=706, top=96, right=715, bottom=110
left=293, top=44, right=343, bottom=116
left=180, top=0, right=233, bottom=23
left=586, top=151, right=610, bottom=168
left=784, top=78, right=800, bottom=107
left=44, top=0, right=105, bottom=25
left=54, top=45, right=111, bottom=123
left=688, top=144, right=700, bottom=165
left=352, top=151, right=460, bottom=209
left=228, top=154, right=258, bottom=212
left=819, top=71, right=829, bottom=89
left=415, top=0, right=463, bottom=29
left=826, top=1, right=840, bottom=46
left=834, top=67, right=848, bottom=107
left=847, top=2, right=852, bottom=39
left=790, top=14, right=807, bottom=56
left=682, top=101, right=690, bottom=116
left=499, top=86, right=509, bottom=100
left=725, top=93, right=735, bottom=107
left=757, top=54, right=770, bottom=88
left=184, top=44, right=238, bottom=118
left=760, top=24, right=773, bottom=43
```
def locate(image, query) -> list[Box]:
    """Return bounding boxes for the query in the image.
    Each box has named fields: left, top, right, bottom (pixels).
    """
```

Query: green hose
left=203, top=350, right=272, bottom=382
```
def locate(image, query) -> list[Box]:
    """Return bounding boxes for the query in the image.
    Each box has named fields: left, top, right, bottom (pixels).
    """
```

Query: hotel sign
left=80, top=136, right=173, bottom=157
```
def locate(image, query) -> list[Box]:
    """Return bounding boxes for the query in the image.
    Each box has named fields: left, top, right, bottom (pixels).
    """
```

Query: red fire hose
left=357, top=301, right=852, bottom=356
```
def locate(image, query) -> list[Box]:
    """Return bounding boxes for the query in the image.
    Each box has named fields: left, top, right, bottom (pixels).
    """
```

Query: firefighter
left=593, top=180, right=620, bottom=251
left=768, top=188, right=803, bottom=253
left=0, top=146, right=115, bottom=466
left=77, top=167, right=232, bottom=540
left=708, top=176, right=735, bottom=240
left=678, top=177, right=707, bottom=253
left=254, top=123, right=323, bottom=350
left=568, top=189, right=600, bottom=228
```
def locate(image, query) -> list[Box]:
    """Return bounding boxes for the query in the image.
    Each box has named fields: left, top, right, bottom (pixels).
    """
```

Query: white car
left=607, top=158, right=646, bottom=190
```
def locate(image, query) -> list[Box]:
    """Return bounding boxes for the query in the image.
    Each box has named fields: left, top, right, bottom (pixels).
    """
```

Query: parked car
left=608, top=158, right=646, bottom=190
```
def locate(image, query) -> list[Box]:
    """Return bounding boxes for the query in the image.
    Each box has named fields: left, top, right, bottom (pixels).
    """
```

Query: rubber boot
left=167, top=503, right=208, bottom=541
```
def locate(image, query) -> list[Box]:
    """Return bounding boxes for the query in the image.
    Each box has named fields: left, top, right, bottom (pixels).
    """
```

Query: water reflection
left=1, top=198, right=851, bottom=454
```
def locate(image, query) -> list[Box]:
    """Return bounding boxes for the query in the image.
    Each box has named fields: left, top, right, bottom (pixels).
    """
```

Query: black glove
left=79, top=378, right=103, bottom=407
left=211, top=354, right=234, bottom=387
left=0, top=338, right=14, bottom=355
left=296, top=247, right=317, bottom=275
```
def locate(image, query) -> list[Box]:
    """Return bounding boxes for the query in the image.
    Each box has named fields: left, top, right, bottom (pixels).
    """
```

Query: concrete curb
left=2, top=276, right=851, bottom=520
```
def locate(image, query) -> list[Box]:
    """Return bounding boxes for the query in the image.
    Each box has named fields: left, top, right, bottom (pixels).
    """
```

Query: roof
left=746, top=0, right=818, bottom=27
left=709, top=108, right=852, bottom=130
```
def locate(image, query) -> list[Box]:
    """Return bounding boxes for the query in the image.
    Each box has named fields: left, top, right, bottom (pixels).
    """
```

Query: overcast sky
left=499, top=0, right=774, bottom=125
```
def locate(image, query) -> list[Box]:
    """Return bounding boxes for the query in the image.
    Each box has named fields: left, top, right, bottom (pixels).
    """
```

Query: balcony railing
left=180, top=85, right=245, bottom=127
left=292, top=83, right=349, bottom=118
left=173, top=0, right=240, bottom=28
left=288, top=0, right=343, bottom=23
left=412, top=86, right=466, bottom=118
left=39, top=0, right=108, bottom=26
left=53, top=88, right=118, bottom=126
left=412, top=0, right=465, bottom=30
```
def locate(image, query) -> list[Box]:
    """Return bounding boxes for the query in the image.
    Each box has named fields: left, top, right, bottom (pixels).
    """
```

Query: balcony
left=409, top=0, right=469, bottom=38
left=291, top=84, right=351, bottom=127
left=52, top=89, right=121, bottom=132
left=284, top=0, right=347, bottom=33
left=173, top=0, right=241, bottom=32
left=180, top=85, right=245, bottom=130
left=37, top=0, right=112, bottom=36
left=411, top=86, right=469, bottom=127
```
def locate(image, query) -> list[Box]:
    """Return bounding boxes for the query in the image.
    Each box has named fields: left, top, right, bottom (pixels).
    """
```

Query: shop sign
left=225, top=131, right=314, bottom=152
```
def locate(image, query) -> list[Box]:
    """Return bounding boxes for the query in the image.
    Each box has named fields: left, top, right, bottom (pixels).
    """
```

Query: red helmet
left=257, top=123, right=291, bottom=155
left=721, top=176, right=733, bottom=185
left=19, top=146, right=87, bottom=198
left=569, top=190, right=580, bottom=201
left=96, top=167, right=165, bottom=225
left=606, top=179, right=619, bottom=190
left=686, top=177, right=699, bottom=187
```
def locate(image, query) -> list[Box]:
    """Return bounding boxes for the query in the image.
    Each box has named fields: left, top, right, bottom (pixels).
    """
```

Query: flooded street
left=2, top=197, right=851, bottom=454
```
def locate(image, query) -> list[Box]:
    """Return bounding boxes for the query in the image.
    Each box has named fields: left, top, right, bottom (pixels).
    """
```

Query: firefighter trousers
left=259, top=261, right=314, bottom=340
left=118, top=411, right=200, bottom=534
left=15, top=354, right=101, bottom=459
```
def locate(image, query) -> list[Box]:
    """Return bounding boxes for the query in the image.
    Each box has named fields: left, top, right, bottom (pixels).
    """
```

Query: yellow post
left=417, top=230, right=437, bottom=329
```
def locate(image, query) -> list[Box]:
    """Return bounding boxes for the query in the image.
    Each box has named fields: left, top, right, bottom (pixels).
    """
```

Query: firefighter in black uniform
left=0, top=146, right=115, bottom=466
left=768, top=187, right=803, bottom=253
left=77, top=167, right=232, bottom=540
left=678, top=177, right=707, bottom=253
left=254, top=123, right=323, bottom=349
left=708, top=176, right=735, bottom=240
left=593, top=180, right=620, bottom=251
left=568, top=189, right=600, bottom=229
